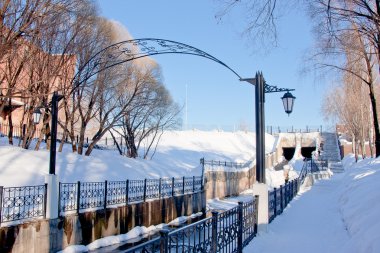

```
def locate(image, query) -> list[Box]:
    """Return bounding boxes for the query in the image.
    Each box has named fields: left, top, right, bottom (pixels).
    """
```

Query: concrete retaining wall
left=0, top=191, right=205, bottom=253
left=204, top=168, right=255, bottom=200
left=204, top=151, right=280, bottom=199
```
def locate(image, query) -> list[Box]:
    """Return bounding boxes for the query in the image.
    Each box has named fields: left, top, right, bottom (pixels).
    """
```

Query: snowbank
left=245, top=154, right=380, bottom=253
left=0, top=130, right=276, bottom=187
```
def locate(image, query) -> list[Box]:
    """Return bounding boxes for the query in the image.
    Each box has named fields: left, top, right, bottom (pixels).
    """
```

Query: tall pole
left=255, top=72, right=266, bottom=183
left=49, top=91, right=63, bottom=175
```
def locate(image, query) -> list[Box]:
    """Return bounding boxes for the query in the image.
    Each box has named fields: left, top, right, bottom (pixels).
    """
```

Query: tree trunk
left=368, top=83, right=380, bottom=157
left=7, top=110, right=13, bottom=145
left=369, top=126, right=374, bottom=157
left=352, top=135, right=358, bottom=162
left=77, top=126, right=86, bottom=155
left=69, top=118, right=77, bottom=153
left=109, top=130, right=123, bottom=155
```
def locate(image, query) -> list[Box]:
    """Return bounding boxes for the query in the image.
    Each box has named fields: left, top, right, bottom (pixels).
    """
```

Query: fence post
left=251, top=184, right=268, bottom=233
left=192, top=176, right=195, bottom=193
left=171, top=177, right=175, bottom=196
left=237, top=202, right=243, bottom=253
left=143, top=179, right=147, bottom=202
left=44, top=174, right=59, bottom=219
left=159, top=178, right=162, bottom=199
left=254, top=195, right=259, bottom=235
left=200, top=158, right=205, bottom=190
left=182, top=176, right=185, bottom=194
left=104, top=180, right=108, bottom=210
left=292, top=180, right=295, bottom=199
left=105, top=137, right=108, bottom=146
left=76, top=181, right=81, bottom=214
left=44, top=183, right=48, bottom=219
left=280, top=185, right=283, bottom=213
left=159, top=229, right=170, bottom=253
left=125, top=180, right=129, bottom=205
left=273, top=187, right=277, bottom=218
left=285, top=182, right=288, bottom=206
left=211, top=211, right=218, bottom=253
left=0, top=186, right=3, bottom=224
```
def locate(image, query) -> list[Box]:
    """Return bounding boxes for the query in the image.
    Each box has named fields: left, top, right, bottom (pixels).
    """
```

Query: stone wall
left=0, top=191, right=205, bottom=253
left=204, top=168, right=255, bottom=200
left=204, top=151, right=279, bottom=199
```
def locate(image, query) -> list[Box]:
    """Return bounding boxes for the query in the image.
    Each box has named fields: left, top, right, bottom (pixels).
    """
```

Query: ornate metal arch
left=72, top=38, right=242, bottom=90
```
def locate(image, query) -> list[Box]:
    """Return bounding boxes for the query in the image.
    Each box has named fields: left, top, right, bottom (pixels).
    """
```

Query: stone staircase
left=320, top=132, right=344, bottom=173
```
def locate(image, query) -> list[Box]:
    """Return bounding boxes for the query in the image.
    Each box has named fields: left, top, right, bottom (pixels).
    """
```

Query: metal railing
left=268, top=179, right=298, bottom=223
left=269, top=157, right=327, bottom=222
left=0, top=184, right=47, bottom=225
left=125, top=198, right=258, bottom=253
left=201, top=159, right=247, bottom=169
left=266, top=125, right=323, bottom=135
left=298, top=158, right=328, bottom=185
left=59, top=176, right=203, bottom=214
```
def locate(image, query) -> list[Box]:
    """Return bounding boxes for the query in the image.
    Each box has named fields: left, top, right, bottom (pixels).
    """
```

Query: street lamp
left=241, top=72, right=295, bottom=184
left=33, top=107, right=42, bottom=125
left=32, top=91, right=63, bottom=175
left=281, top=91, right=296, bottom=115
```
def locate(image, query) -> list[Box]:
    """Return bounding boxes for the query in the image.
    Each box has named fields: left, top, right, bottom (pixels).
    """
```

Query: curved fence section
left=268, top=179, right=298, bottom=223
left=125, top=198, right=258, bottom=253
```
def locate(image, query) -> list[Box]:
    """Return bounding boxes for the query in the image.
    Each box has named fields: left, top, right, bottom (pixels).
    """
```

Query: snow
left=245, top=154, right=380, bottom=253
left=2, top=129, right=379, bottom=252
left=57, top=212, right=203, bottom=253
left=207, top=189, right=255, bottom=212
left=0, top=130, right=275, bottom=187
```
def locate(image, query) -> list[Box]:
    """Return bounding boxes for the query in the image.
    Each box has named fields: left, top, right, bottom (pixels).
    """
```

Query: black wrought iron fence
left=0, top=123, right=41, bottom=139
left=268, top=179, right=298, bottom=223
left=266, top=125, right=323, bottom=134
left=125, top=198, right=258, bottom=253
left=59, top=176, right=203, bottom=214
left=0, top=184, right=47, bottom=225
left=201, top=159, right=246, bottom=169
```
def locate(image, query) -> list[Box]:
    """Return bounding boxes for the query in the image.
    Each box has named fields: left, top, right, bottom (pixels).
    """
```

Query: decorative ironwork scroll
left=106, top=181, right=127, bottom=206
left=79, top=182, right=105, bottom=209
left=1, top=184, right=47, bottom=223
left=128, top=180, right=145, bottom=203
left=242, top=200, right=257, bottom=247
left=72, top=38, right=242, bottom=92
left=59, top=183, right=77, bottom=212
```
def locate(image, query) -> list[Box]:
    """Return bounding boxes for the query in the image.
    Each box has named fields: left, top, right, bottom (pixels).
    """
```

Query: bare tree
left=308, top=1, right=380, bottom=156
left=215, top=0, right=299, bottom=48
left=111, top=66, right=181, bottom=159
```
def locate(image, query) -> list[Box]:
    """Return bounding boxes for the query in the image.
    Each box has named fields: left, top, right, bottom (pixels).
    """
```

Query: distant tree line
left=0, top=0, right=180, bottom=158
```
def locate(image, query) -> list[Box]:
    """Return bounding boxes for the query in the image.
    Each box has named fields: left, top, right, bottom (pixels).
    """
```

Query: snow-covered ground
left=245, top=154, right=380, bottom=253
left=0, top=130, right=277, bottom=187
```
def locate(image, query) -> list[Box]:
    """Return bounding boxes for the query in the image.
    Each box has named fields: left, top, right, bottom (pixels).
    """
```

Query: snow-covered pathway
left=245, top=175, right=353, bottom=253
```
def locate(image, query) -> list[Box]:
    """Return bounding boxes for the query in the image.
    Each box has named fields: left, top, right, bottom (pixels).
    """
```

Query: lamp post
left=241, top=72, right=295, bottom=184
left=33, top=91, right=64, bottom=175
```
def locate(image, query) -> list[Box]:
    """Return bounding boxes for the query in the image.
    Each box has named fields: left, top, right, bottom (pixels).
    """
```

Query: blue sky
left=97, top=0, right=329, bottom=131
